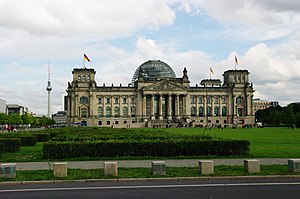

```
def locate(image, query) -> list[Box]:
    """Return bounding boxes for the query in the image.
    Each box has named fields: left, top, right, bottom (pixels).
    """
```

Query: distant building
left=0, top=99, right=6, bottom=113
left=6, top=104, right=28, bottom=115
left=253, top=98, right=279, bottom=113
left=66, top=60, right=255, bottom=128
left=52, top=111, right=67, bottom=126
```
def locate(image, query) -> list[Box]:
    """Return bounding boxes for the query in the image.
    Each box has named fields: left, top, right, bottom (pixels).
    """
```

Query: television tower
left=46, top=63, right=52, bottom=118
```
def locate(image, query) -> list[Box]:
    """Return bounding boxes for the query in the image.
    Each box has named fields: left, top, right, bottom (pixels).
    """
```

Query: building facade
left=0, top=99, right=6, bottom=113
left=66, top=60, right=255, bottom=127
left=6, top=104, right=28, bottom=115
left=253, top=98, right=279, bottom=114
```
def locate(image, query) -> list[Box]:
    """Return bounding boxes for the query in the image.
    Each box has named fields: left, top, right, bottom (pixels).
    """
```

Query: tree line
left=255, top=103, right=300, bottom=127
left=0, top=112, right=55, bottom=128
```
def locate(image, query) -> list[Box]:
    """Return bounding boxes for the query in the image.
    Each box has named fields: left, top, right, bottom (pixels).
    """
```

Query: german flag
left=84, top=54, right=90, bottom=62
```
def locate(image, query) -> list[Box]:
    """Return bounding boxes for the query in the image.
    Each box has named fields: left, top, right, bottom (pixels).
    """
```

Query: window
left=98, top=121, right=102, bottom=125
left=131, top=97, right=135, bottom=103
left=236, top=97, right=243, bottom=104
left=222, top=106, right=227, bottom=116
left=214, top=106, right=219, bottom=116
left=81, top=108, right=88, bottom=118
left=214, top=96, right=219, bottom=104
left=207, top=96, right=211, bottom=104
left=98, top=107, right=103, bottom=118
left=114, top=106, right=120, bottom=117
left=198, top=97, right=203, bottom=104
left=80, top=96, right=88, bottom=104
left=207, top=106, right=211, bottom=116
left=82, top=75, right=86, bottom=80
left=131, top=107, right=136, bottom=117
left=106, top=97, right=111, bottom=104
left=237, top=108, right=243, bottom=116
left=114, top=98, right=119, bottom=104
left=98, top=98, right=102, bottom=104
left=199, top=107, right=204, bottom=117
left=87, top=75, right=90, bottom=80
left=122, top=107, right=128, bottom=117
left=107, top=121, right=110, bottom=125
left=191, top=106, right=196, bottom=117
left=115, top=121, right=119, bottom=125
left=106, top=106, right=111, bottom=117
left=191, top=96, right=196, bottom=104
left=77, top=75, right=81, bottom=80
left=221, top=97, right=226, bottom=104
left=123, top=98, right=127, bottom=104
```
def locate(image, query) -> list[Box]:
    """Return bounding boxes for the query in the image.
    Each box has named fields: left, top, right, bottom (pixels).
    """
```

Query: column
left=175, top=94, right=180, bottom=119
left=168, top=94, right=172, bottom=120
left=127, top=96, right=131, bottom=117
left=195, top=95, right=198, bottom=117
left=143, top=95, right=147, bottom=119
left=159, top=94, right=163, bottom=120
left=151, top=94, right=155, bottom=120
left=219, top=96, right=222, bottom=117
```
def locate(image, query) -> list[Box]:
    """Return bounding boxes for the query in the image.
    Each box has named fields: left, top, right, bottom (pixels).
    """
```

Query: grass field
left=164, top=127, right=300, bottom=158
left=1, top=127, right=300, bottom=162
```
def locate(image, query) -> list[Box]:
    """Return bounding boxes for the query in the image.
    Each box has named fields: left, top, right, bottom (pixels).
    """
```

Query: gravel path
left=15, top=158, right=290, bottom=171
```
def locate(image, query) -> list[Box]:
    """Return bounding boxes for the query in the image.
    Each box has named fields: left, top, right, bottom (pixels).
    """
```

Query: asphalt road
left=1, top=177, right=300, bottom=199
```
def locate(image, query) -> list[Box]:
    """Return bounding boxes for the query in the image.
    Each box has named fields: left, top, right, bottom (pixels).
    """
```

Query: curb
left=1, top=175, right=300, bottom=185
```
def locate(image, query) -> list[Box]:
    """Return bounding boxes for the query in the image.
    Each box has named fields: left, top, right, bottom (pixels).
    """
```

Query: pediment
left=143, top=80, right=187, bottom=91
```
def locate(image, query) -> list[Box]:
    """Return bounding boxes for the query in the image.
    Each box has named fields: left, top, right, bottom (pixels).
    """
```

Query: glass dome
left=131, top=60, right=176, bottom=84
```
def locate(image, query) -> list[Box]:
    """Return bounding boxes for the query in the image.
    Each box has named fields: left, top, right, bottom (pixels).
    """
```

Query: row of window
left=191, top=106, right=227, bottom=117
left=80, top=106, right=136, bottom=118
left=79, top=96, right=135, bottom=105
left=190, top=96, right=227, bottom=104
left=77, top=75, right=90, bottom=81
left=191, top=96, right=245, bottom=105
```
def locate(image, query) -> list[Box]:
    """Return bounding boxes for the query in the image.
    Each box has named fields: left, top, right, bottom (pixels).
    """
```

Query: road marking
left=1, top=182, right=300, bottom=193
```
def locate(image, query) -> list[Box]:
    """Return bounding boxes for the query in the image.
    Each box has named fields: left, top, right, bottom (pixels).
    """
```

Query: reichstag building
left=66, top=60, right=255, bottom=127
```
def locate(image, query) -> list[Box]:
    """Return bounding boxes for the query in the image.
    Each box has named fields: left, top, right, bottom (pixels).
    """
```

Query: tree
left=21, top=113, right=34, bottom=125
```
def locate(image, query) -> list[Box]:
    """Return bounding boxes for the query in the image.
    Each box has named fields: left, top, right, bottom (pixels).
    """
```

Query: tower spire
left=46, top=62, right=52, bottom=118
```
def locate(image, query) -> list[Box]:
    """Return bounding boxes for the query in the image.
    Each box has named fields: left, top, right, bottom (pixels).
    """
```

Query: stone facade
left=66, top=60, right=255, bottom=128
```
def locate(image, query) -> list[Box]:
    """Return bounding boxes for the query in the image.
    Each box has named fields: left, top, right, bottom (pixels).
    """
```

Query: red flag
left=84, top=54, right=90, bottom=62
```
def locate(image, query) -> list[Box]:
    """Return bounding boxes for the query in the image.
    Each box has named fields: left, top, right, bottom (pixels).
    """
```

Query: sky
left=0, top=0, right=300, bottom=115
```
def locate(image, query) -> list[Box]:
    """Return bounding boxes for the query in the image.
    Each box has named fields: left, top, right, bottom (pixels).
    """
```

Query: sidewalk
left=15, top=158, right=289, bottom=171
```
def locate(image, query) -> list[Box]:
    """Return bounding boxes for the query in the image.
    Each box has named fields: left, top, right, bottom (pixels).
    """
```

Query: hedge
left=43, top=139, right=250, bottom=159
left=0, top=138, right=21, bottom=152
left=0, top=134, right=37, bottom=146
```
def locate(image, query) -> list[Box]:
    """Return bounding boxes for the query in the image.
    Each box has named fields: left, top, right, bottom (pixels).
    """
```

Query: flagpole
left=209, top=68, right=211, bottom=79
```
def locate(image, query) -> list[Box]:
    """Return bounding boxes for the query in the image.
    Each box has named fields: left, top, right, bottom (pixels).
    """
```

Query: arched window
left=106, top=106, right=111, bottom=117
left=114, top=106, right=120, bottom=117
left=214, top=106, right=219, bottom=116
left=222, top=106, right=227, bottom=116
left=98, top=107, right=103, bottom=118
left=199, top=107, right=204, bottom=117
left=122, top=107, right=128, bottom=117
left=80, top=96, right=88, bottom=104
left=131, top=107, right=136, bottom=117
left=191, top=106, right=196, bottom=117
left=236, top=97, right=243, bottom=104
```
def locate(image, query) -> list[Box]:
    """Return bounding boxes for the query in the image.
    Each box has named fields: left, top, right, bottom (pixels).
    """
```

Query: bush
left=0, top=134, right=37, bottom=146
left=0, top=138, right=21, bottom=152
left=43, top=139, right=250, bottom=159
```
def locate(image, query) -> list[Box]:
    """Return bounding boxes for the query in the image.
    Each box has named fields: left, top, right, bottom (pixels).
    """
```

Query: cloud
left=174, top=0, right=300, bottom=41
left=0, top=0, right=175, bottom=38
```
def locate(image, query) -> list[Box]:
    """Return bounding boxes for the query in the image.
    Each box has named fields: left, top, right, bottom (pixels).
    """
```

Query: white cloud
left=0, top=0, right=175, bottom=38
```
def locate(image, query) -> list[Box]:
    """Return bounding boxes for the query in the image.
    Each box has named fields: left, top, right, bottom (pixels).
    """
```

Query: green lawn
left=164, top=127, right=300, bottom=158
left=1, top=127, right=300, bottom=162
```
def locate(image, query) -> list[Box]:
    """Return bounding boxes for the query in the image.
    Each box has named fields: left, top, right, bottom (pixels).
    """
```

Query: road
left=1, top=177, right=300, bottom=199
